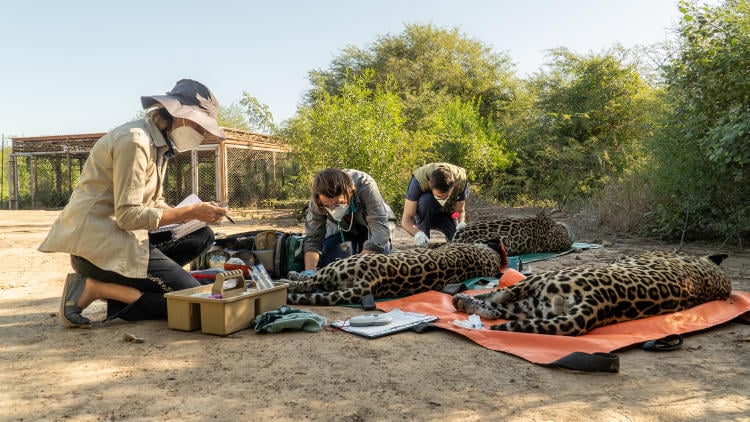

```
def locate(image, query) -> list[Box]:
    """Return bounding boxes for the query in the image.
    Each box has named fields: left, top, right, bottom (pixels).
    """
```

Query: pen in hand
left=212, top=201, right=236, bottom=224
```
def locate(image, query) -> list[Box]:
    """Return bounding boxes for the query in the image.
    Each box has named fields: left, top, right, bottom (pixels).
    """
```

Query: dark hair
left=310, top=168, right=356, bottom=214
left=430, top=166, right=454, bottom=192
left=147, top=106, right=174, bottom=131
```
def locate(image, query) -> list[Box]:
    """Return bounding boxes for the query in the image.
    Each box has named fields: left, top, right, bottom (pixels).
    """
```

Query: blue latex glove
left=299, top=269, right=317, bottom=277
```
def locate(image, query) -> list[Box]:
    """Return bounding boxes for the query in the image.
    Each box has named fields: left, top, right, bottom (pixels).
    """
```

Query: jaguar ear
left=707, top=253, right=729, bottom=266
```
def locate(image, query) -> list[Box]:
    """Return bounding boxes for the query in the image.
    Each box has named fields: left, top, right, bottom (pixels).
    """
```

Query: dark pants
left=415, top=192, right=456, bottom=240
left=70, top=226, right=215, bottom=321
left=318, top=226, right=392, bottom=268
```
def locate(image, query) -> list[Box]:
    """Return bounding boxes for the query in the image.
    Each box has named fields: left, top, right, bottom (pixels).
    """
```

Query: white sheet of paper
left=175, top=193, right=202, bottom=208
left=332, top=309, right=438, bottom=338
left=152, top=194, right=205, bottom=232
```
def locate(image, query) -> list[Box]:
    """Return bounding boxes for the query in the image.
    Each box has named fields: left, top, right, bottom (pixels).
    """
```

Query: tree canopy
left=284, top=24, right=518, bottom=210
left=230, top=7, right=748, bottom=245
left=507, top=47, right=660, bottom=207
left=308, top=23, right=518, bottom=126
left=644, top=0, right=750, bottom=242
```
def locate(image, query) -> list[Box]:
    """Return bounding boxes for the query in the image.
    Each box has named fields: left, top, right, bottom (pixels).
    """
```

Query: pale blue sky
left=0, top=0, right=681, bottom=137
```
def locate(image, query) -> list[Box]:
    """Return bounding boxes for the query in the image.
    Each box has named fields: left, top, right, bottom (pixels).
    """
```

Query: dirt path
left=1, top=207, right=748, bottom=421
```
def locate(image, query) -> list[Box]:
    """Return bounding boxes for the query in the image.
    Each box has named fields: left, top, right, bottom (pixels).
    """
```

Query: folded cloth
left=253, top=305, right=327, bottom=334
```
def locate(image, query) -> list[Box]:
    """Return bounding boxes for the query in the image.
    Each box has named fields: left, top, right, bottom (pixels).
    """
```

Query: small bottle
left=254, top=264, right=274, bottom=289
left=248, top=267, right=264, bottom=289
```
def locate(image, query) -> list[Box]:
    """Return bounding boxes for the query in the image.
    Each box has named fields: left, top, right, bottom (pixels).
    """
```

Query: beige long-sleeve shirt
left=39, top=117, right=171, bottom=279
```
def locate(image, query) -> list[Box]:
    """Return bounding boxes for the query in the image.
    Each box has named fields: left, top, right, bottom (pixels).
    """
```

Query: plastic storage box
left=164, top=270, right=288, bottom=335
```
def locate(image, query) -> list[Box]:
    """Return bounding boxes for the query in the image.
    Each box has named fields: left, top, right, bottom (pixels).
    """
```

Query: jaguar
left=452, top=210, right=575, bottom=256
left=283, top=242, right=507, bottom=306
left=452, top=250, right=732, bottom=336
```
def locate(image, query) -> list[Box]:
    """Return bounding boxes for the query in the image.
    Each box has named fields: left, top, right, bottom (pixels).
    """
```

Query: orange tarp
left=377, top=270, right=750, bottom=365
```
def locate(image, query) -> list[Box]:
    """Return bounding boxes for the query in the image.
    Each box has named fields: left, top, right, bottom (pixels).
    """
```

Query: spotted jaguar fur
left=452, top=250, right=732, bottom=336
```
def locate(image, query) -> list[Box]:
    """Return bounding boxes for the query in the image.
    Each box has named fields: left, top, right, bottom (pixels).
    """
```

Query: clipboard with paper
left=149, top=194, right=207, bottom=244
left=331, top=309, right=438, bottom=339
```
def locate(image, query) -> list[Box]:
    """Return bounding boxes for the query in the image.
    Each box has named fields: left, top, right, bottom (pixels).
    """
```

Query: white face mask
left=326, top=204, right=349, bottom=221
left=434, top=195, right=448, bottom=207
left=170, top=126, right=204, bottom=152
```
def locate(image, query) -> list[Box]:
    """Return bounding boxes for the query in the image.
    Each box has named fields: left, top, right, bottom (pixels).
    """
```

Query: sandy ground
left=1, top=206, right=749, bottom=422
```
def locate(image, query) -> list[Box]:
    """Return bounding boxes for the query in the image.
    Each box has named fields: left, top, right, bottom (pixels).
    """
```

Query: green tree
left=281, top=72, right=426, bottom=210
left=644, top=0, right=750, bottom=243
left=239, top=93, right=278, bottom=134
left=307, top=23, right=517, bottom=128
left=216, top=95, right=278, bottom=134
left=296, top=23, right=518, bottom=205
left=217, top=103, right=251, bottom=131
left=671, top=0, right=750, bottom=179
left=213, top=94, right=280, bottom=134
left=512, top=47, right=659, bottom=207
left=422, top=97, right=512, bottom=191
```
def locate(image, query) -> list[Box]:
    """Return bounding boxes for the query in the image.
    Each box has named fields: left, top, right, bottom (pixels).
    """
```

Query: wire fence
left=7, top=145, right=297, bottom=210
left=223, top=146, right=296, bottom=208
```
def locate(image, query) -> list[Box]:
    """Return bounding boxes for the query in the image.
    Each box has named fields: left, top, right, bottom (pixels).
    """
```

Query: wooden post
left=271, top=152, right=278, bottom=197
left=30, top=156, right=37, bottom=208
left=218, top=142, right=228, bottom=203
left=66, top=153, right=72, bottom=197
left=54, top=155, right=62, bottom=199
left=9, top=155, right=18, bottom=210
left=0, top=135, right=4, bottom=209
left=191, top=149, right=198, bottom=196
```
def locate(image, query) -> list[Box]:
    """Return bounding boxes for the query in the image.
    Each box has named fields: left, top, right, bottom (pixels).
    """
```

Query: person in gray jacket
left=301, top=168, right=394, bottom=273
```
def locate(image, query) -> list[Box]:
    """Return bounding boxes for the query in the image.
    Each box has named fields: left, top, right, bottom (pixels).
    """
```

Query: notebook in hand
left=149, top=219, right=206, bottom=244
left=149, top=194, right=207, bottom=244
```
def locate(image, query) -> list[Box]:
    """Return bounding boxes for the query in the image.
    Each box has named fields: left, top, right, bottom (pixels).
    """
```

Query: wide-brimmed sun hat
left=141, top=79, right=225, bottom=139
